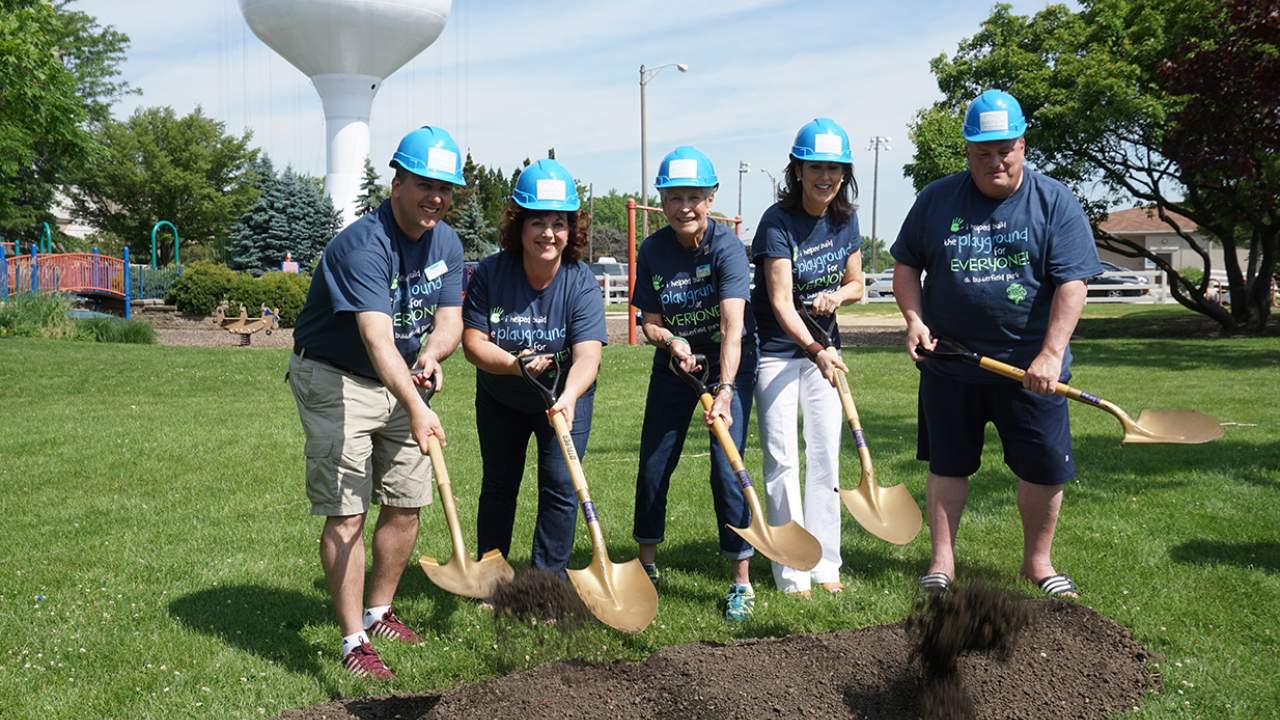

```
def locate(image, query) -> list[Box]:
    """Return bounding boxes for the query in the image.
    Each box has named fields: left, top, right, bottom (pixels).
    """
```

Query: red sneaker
left=342, top=641, right=394, bottom=679
left=367, top=607, right=423, bottom=644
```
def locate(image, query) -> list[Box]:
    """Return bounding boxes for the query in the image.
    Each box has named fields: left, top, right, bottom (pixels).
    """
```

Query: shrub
left=251, top=272, right=310, bottom=327
left=1179, top=266, right=1205, bottom=287
left=167, top=261, right=238, bottom=315
left=0, top=294, right=76, bottom=338
left=74, top=316, right=156, bottom=344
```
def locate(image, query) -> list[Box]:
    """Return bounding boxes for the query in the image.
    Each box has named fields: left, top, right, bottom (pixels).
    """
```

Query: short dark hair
left=776, top=158, right=858, bottom=226
left=496, top=201, right=591, bottom=264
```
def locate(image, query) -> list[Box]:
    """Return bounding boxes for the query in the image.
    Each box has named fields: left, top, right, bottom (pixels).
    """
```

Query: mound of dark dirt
left=278, top=598, right=1159, bottom=720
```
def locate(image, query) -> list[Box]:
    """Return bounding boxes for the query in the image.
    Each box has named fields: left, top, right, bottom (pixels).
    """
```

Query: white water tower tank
left=238, top=0, right=452, bottom=226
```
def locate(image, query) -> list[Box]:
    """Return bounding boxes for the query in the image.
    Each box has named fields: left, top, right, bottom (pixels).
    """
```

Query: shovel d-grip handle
left=795, top=298, right=839, bottom=351
left=667, top=353, right=711, bottom=393
left=517, top=351, right=564, bottom=409
left=915, top=340, right=1107, bottom=407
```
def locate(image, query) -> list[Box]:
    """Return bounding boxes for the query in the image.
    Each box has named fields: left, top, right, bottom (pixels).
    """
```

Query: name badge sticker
left=695, top=263, right=712, bottom=279
left=424, top=260, right=448, bottom=281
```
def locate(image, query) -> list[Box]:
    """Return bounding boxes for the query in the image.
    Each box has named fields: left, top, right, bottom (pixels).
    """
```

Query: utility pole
left=737, top=161, right=750, bottom=220
left=587, top=182, right=594, bottom=261
left=866, top=136, right=892, bottom=273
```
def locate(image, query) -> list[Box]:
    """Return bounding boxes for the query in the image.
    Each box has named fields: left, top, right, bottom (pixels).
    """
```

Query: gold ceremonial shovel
left=668, top=355, right=821, bottom=570
left=917, top=341, right=1224, bottom=445
left=798, top=302, right=923, bottom=545
left=416, top=385, right=515, bottom=599
left=519, top=354, right=658, bottom=634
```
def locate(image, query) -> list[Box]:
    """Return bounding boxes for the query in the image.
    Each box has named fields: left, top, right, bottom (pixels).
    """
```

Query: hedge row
left=167, top=262, right=311, bottom=327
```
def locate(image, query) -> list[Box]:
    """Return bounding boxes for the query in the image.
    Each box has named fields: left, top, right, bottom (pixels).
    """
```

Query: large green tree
left=355, top=156, right=388, bottom=216
left=905, top=0, right=1277, bottom=332
left=69, top=106, right=259, bottom=264
left=0, top=0, right=132, bottom=238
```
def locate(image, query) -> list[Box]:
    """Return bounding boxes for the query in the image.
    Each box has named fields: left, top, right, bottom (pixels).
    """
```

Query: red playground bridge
left=2, top=246, right=180, bottom=319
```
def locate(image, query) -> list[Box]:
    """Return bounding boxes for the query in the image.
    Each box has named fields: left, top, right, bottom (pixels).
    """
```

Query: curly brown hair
left=777, top=157, right=859, bottom=226
left=496, top=201, right=591, bottom=263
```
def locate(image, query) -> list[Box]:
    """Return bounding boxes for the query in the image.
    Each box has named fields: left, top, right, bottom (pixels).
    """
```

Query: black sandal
left=919, top=572, right=952, bottom=593
left=1035, top=573, right=1078, bottom=598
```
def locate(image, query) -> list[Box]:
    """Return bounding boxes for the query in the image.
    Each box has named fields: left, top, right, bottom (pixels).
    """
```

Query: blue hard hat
left=655, top=146, right=718, bottom=189
left=790, top=118, right=852, bottom=164
left=511, top=159, right=581, bottom=211
left=389, top=126, right=466, bottom=186
left=962, top=89, right=1027, bottom=142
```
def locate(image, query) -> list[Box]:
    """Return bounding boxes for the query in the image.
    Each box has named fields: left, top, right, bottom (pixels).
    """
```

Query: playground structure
left=213, top=302, right=279, bottom=346
left=1, top=221, right=184, bottom=319
left=625, top=198, right=742, bottom=345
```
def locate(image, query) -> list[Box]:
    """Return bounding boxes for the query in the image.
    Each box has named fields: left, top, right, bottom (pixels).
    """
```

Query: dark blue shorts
left=916, top=369, right=1075, bottom=485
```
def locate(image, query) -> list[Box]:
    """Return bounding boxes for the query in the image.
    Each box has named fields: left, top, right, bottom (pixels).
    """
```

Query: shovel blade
left=419, top=549, right=515, bottom=600
left=567, top=558, right=658, bottom=634
left=839, top=480, right=922, bottom=546
left=1123, top=409, right=1224, bottom=445
left=730, top=520, right=821, bottom=571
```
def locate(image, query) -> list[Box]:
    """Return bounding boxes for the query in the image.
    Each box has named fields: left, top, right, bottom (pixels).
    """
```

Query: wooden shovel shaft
left=426, top=435, right=469, bottom=557
left=829, top=348, right=875, bottom=473
left=548, top=411, right=610, bottom=563
left=973, top=355, right=1136, bottom=426
left=696, top=392, right=767, bottom=517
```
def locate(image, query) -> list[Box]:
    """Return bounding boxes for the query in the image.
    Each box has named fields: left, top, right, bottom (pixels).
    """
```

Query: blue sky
left=75, top=0, right=1066, bottom=245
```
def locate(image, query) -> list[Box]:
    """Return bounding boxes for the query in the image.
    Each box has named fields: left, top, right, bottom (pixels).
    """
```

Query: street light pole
left=759, top=167, right=778, bottom=202
left=639, top=62, right=687, bottom=240
left=866, top=135, right=892, bottom=273
left=737, top=161, right=750, bottom=220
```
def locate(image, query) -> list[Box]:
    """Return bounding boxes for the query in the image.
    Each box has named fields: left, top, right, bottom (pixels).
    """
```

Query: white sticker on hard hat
left=979, top=111, right=1009, bottom=133
left=668, top=159, right=698, bottom=179
left=427, top=147, right=458, bottom=174
left=536, top=179, right=566, bottom=201
left=813, top=132, right=843, bottom=155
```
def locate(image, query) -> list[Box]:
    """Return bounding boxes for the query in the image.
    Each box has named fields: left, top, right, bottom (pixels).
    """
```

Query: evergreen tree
left=355, top=156, right=388, bottom=216
left=452, top=193, right=496, bottom=260
left=227, top=160, right=340, bottom=274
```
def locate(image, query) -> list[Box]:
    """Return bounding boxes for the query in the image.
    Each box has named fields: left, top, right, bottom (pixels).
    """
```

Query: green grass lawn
left=1, top=328, right=1277, bottom=719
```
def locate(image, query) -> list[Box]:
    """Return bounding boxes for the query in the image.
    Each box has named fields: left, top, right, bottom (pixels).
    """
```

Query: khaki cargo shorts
left=287, top=353, right=433, bottom=516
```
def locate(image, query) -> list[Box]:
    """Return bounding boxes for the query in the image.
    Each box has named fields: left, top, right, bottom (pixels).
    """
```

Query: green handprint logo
left=489, top=306, right=504, bottom=324
left=950, top=217, right=966, bottom=232
left=651, top=274, right=664, bottom=292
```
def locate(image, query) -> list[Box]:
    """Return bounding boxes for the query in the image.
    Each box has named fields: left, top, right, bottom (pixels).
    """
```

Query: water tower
left=238, top=0, right=452, bottom=226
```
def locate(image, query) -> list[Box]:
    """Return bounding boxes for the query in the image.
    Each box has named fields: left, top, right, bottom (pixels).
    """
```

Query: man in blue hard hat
left=891, top=89, right=1102, bottom=599
left=288, top=125, right=467, bottom=679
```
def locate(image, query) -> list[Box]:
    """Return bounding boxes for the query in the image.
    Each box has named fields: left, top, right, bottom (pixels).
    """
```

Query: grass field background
left=1, top=308, right=1277, bottom=718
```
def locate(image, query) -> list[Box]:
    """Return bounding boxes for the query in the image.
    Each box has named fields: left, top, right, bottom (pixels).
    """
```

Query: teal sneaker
left=723, top=583, right=755, bottom=622
left=642, top=562, right=660, bottom=587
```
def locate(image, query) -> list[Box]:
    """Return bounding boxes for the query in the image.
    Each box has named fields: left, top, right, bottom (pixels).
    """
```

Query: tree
left=228, top=157, right=339, bottom=274
left=860, top=236, right=893, bottom=274
left=355, top=156, right=388, bottom=216
left=0, top=1, right=134, bottom=237
left=69, top=106, right=259, bottom=264
left=905, top=0, right=1276, bottom=332
left=451, top=193, right=496, bottom=260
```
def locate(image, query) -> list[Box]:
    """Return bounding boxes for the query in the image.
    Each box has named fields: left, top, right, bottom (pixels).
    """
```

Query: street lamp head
left=676, top=64, right=688, bottom=72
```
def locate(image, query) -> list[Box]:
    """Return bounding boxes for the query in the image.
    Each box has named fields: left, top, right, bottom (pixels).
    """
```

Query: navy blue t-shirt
left=891, top=169, right=1101, bottom=383
left=750, top=203, right=862, bottom=357
left=632, top=219, right=753, bottom=368
left=463, top=252, right=608, bottom=413
left=294, top=200, right=464, bottom=379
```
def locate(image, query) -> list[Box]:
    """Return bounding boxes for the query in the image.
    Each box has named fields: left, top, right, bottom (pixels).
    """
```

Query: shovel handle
left=517, top=352, right=564, bottom=409
left=547, top=410, right=611, bottom=565
left=417, top=386, right=469, bottom=557
left=915, top=342, right=1106, bottom=407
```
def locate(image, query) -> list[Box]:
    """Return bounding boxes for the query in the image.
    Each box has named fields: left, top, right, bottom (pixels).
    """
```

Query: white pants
left=755, top=355, right=843, bottom=591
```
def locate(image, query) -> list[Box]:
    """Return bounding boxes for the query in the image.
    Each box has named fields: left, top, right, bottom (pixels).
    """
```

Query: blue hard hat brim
left=962, top=128, right=1026, bottom=143
left=390, top=157, right=467, bottom=187
left=655, top=178, right=718, bottom=189
left=790, top=152, right=852, bottom=165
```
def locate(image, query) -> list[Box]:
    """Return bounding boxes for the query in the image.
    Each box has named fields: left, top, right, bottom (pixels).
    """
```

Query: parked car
left=864, top=267, right=895, bottom=299
left=1087, top=260, right=1149, bottom=298
left=589, top=257, right=629, bottom=300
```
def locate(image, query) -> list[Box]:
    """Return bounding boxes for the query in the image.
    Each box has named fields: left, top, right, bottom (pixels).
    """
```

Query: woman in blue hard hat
left=462, top=159, right=607, bottom=573
left=751, top=118, right=864, bottom=597
left=630, top=146, right=758, bottom=621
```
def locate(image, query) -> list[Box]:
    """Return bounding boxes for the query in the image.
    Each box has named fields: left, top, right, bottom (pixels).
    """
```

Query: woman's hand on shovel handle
left=705, top=385, right=733, bottom=429
left=815, top=348, right=847, bottom=387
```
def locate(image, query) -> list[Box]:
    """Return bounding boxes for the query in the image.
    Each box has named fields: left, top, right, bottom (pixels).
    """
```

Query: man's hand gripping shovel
left=667, top=355, right=821, bottom=570
left=416, top=383, right=515, bottom=599
left=797, top=302, right=923, bottom=545
left=518, top=353, right=658, bottom=634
